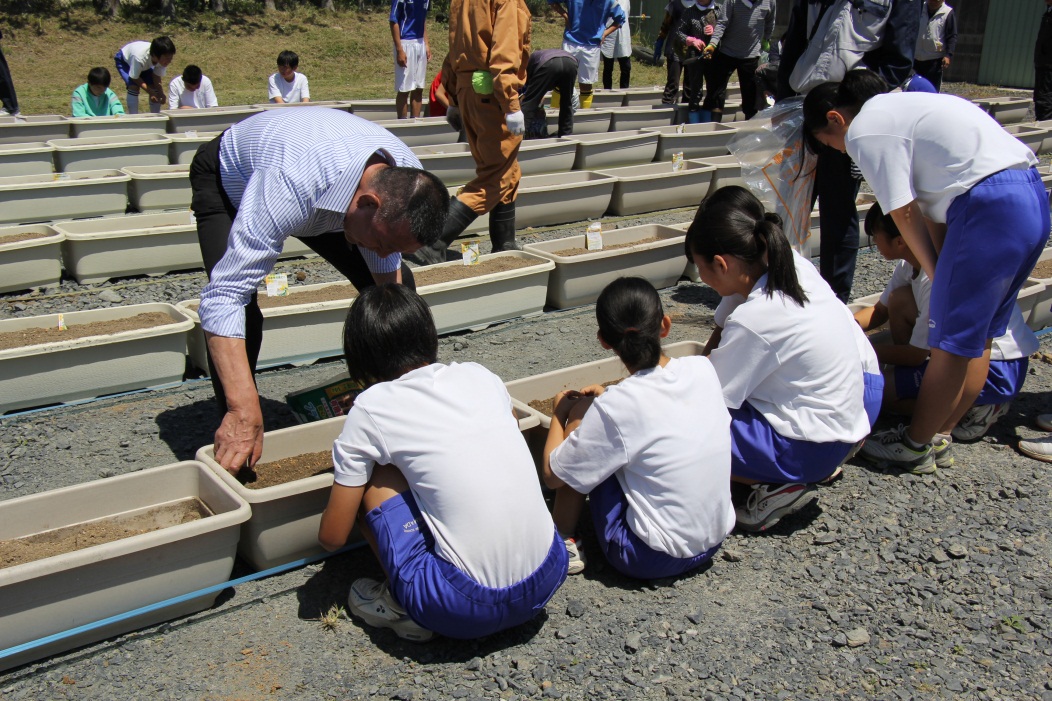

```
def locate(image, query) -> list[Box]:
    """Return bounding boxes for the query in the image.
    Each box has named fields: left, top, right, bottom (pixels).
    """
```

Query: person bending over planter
left=189, top=108, right=448, bottom=475
left=687, top=186, right=882, bottom=531
left=319, top=284, right=567, bottom=642
left=803, top=70, right=1049, bottom=474
left=542, top=277, right=735, bottom=577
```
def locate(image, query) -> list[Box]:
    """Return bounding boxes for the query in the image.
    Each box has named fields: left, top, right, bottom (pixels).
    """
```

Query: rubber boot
left=580, top=89, right=593, bottom=109
left=489, top=201, right=521, bottom=253
left=687, top=109, right=702, bottom=124
left=550, top=88, right=561, bottom=109
left=711, top=110, right=723, bottom=123
left=412, top=198, right=478, bottom=266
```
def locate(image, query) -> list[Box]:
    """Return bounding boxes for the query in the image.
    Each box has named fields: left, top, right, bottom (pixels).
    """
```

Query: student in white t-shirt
left=803, top=69, right=1048, bottom=474
left=168, top=65, right=218, bottom=109
left=268, top=50, right=311, bottom=104
left=855, top=204, right=1038, bottom=447
left=319, top=284, right=566, bottom=642
left=114, top=36, right=175, bottom=114
left=686, top=186, right=883, bottom=532
left=542, top=277, right=735, bottom=579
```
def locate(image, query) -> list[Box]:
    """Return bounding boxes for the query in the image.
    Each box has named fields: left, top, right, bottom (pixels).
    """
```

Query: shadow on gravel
left=155, top=398, right=298, bottom=460
left=670, top=283, right=721, bottom=310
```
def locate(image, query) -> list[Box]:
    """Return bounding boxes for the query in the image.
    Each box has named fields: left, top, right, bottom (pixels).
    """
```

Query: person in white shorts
left=390, top=0, right=431, bottom=119
left=549, top=0, right=627, bottom=109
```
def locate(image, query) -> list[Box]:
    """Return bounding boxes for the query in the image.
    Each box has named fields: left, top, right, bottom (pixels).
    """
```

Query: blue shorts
left=114, top=50, right=156, bottom=89
left=589, top=475, right=720, bottom=580
left=730, top=372, right=883, bottom=484
left=894, top=357, right=1028, bottom=405
left=931, top=167, right=1050, bottom=358
left=365, top=491, right=567, bottom=640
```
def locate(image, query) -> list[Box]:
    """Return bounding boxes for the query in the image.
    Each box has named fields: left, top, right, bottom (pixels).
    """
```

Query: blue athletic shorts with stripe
left=588, top=475, right=721, bottom=580
left=729, top=372, right=883, bottom=484
left=364, top=491, right=567, bottom=640
left=113, top=49, right=156, bottom=88
left=894, top=357, right=1028, bottom=405
left=930, top=167, right=1050, bottom=358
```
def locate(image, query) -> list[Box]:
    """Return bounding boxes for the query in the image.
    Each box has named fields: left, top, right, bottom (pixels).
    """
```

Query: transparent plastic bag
left=725, top=98, right=817, bottom=253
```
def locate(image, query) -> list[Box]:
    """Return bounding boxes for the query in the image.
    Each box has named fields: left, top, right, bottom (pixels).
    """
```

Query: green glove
left=471, top=70, right=494, bottom=95
left=761, top=39, right=770, bottom=52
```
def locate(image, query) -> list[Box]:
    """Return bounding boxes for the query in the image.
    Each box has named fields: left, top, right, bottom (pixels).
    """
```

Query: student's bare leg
left=908, top=345, right=992, bottom=444
left=552, top=487, right=586, bottom=537
left=887, top=285, right=918, bottom=345
left=357, top=462, right=410, bottom=578
left=410, top=88, right=423, bottom=118
left=396, top=91, right=410, bottom=119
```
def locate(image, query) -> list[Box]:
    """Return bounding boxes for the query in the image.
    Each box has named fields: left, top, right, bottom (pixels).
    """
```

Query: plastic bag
left=725, top=98, right=817, bottom=254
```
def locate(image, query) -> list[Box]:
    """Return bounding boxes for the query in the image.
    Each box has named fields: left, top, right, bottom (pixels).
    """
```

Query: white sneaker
left=1035, top=413, right=1052, bottom=431
left=348, top=578, right=433, bottom=642
left=1018, top=435, right=1052, bottom=463
left=735, top=482, right=818, bottom=532
left=952, top=403, right=1009, bottom=442
left=564, top=536, right=586, bottom=575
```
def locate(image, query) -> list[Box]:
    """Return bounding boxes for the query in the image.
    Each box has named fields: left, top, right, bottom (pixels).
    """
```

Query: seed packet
left=585, top=222, right=603, bottom=250
left=264, top=273, right=288, bottom=297
left=461, top=241, right=481, bottom=265
left=672, top=152, right=685, bottom=172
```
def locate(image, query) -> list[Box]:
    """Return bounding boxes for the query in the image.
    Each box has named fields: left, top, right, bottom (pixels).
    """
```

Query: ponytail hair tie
left=624, top=326, right=640, bottom=333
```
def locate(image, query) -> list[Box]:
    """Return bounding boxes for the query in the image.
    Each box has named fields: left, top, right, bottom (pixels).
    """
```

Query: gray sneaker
left=933, top=434, right=954, bottom=469
left=348, top=578, right=433, bottom=642
left=735, top=482, right=818, bottom=532
left=952, top=403, right=1009, bottom=442
left=859, top=424, right=936, bottom=475
left=564, top=536, right=586, bottom=575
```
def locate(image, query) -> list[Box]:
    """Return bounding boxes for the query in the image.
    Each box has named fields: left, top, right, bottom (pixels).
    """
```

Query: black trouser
left=0, top=42, right=18, bottom=115
left=1036, top=66, right=1052, bottom=121
left=812, top=148, right=861, bottom=303
left=602, top=56, right=631, bottom=90
left=521, top=56, right=578, bottom=137
left=189, top=135, right=415, bottom=411
left=661, top=52, right=684, bottom=104
left=753, top=60, right=778, bottom=114
left=913, top=58, right=944, bottom=92
left=702, top=51, right=760, bottom=119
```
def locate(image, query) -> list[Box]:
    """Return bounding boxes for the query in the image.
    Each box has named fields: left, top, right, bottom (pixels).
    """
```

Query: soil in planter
left=1031, top=258, right=1052, bottom=279
left=0, top=312, right=175, bottom=351
left=185, top=285, right=358, bottom=313
left=239, top=450, right=334, bottom=489
left=0, top=497, right=210, bottom=569
left=415, top=256, right=537, bottom=286
left=528, top=379, right=624, bottom=417
left=553, top=236, right=665, bottom=257
left=0, top=231, right=55, bottom=245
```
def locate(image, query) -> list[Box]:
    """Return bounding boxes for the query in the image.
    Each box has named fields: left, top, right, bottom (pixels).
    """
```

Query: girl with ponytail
left=686, top=186, right=883, bottom=532
left=542, top=277, right=735, bottom=580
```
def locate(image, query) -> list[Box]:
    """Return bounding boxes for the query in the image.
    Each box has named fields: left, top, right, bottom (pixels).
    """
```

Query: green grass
left=2, top=8, right=667, bottom=116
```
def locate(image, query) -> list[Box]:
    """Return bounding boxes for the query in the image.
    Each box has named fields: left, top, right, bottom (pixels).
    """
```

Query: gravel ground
left=2, top=103, right=1051, bottom=697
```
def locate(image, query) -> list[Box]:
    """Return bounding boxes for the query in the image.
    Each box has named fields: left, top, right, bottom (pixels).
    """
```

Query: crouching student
left=319, top=284, right=567, bottom=642
left=71, top=67, right=124, bottom=117
left=855, top=204, right=1037, bottom=450
left=687, top=187, right=882, bottom=531
left=542, top=277, right=736, bottom=579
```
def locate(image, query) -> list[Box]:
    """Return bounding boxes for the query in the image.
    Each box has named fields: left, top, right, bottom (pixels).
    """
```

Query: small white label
left=57, top=313, right=67, bottom=331
left=264, top=273, right=288, bottom=297
left=188, top=212, right=196, bottom=224
left=461, top=241, right=481, bottom=265
left=585, top=222, right=603, bottom=251
left=53, top=173, right=70, bottom=182
left=672, top=152, right=685, bottom=172
left=185, top=129, right=198, bottom=138
left=677, top=123, right=685, bottom=134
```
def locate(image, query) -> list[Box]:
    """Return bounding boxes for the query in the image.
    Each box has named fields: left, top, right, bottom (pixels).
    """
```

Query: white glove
left=505, top=110, right=525, bottom=135
left=446, top=105, right=463, bottom=132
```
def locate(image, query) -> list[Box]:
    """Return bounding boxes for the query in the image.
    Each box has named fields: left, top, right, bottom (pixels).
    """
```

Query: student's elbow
left=318, top=523, right=348, bottom=552
left=541, top=461, right=564, bottom=490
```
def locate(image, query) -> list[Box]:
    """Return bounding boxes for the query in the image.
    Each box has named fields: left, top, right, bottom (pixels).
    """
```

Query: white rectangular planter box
left=349, top=99, right=400, bottom=121
left=49, top=133, right=172, bottom=173
left=690, top=155, right=744, bottom=192
left=252, top=100, right=353, bottom=113
left=416, top=251, right=555, bottom=333
left=1016, top=278, right=1046, bottom=331
left=805, top=201, right=874, bottom=257
left=0, top=460, right=249, bottom=671
left=168, top=130, right=222, bottom=165
left=67, top=113, right=169, bottom=138
left=163, top=105, right=262, bottom=133
left=519, top=137, right=579, bottom=176
left=1034, top=120, right=1052, bottom=155
left=0, top=142, right=54, bottom=176
left=373, top=116, right=460, bottom=147
left=522, top=224, right=687, bottom=308
left=0, top=302, right=193, bottom=413
left=0, top=115, right=69, bottom=146
left=1026, top=248, right=1052, bottom=330
left=570, top=130, right=660, bottom=170
left=643, top=122, right=738, bottom=161
left=414, top=138, right=578, bottom=186
left=1004, top=124, right=1047, bottom=155
left=588, top=90, right=629, bottom=107
left=607, top=105, right=676, bottom=131
left=0, top=169, right=130, bottom=226
left=56, top=210, right=201, bottom=283
left=985, top=97, right=1032, bottom=125
left=597, top=161, right=716, bottom=216
left=179, top=280, right=358, bottom=371
left=0, top=224, right=63, bottom=293
left=412, top=143, right=477, bottom=186
left=458, top=171, right=617, bottom=234
left=122, top=164, right=191, bottom=211
left=621, top=86, right=666, bottom=106
left=547, top=107, right=612, bottom=135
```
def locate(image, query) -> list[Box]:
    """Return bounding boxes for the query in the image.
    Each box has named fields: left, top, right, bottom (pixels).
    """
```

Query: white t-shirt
left=121, top=41, right=167, bottom=80
left=332, top=362, right=554, bottom=589
left=846, top=93, right=1037, bottom=223
left=268, top=72, right=310, bottom=103
left=168, top=75, right=218, bottom=109
left=709, top=251, right=877, bottom=443
left=549, top=356, right=735, bottom=559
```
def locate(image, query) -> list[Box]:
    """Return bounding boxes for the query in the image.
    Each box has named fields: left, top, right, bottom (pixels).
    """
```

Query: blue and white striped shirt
left=200, top=108, right=422, bottom=339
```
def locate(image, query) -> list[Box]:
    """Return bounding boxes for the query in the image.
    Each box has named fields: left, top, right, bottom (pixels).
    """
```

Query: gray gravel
left=1, top=204, right=1050, bottom=700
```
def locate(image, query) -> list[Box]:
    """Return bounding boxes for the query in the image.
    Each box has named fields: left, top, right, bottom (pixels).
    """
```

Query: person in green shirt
left=71, top=67, right=125, bottom=117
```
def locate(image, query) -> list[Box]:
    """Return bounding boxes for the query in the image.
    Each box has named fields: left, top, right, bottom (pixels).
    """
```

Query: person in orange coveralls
left=411, top=0, right=531, bottom=266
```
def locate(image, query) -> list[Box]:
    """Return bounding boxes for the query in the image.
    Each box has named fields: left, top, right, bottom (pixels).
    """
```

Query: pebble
left=625, top=632, right=642, bottom=653
left=98, top=289, right=123, bottom=304
left=565, top=599, right=586, bottom=619
left=846, top=629, right=871, bottom=648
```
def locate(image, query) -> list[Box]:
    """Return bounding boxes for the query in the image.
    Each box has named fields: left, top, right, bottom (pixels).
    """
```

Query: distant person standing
left=0, top=29, right=17, bottom=117
left=913, top=0, right=956, bottom=92
left=114, top=36, right=176, bottom=114
left=521, top=49, right=579, bottom=138
left=550, top=0, right=627, bottom=109
left=168, top=65, right=219, bottom=109
left=701, top=0, right=775, bottom=121
left=268, top=51, right=310, bottom=103
left=601, top=0, right=633, bottom=90
left=655, top=0, right=689, bottom=105
left=390, top=0, right=431, bottom=119
left=1036, top=0, right=1052, bottom=121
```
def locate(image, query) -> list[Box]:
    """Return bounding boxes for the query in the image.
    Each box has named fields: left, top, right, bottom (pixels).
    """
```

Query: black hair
left=182, top=64, right=203, bottom=85
left=802, top=69, right=889, bottom=154
left=277, top=50, right=300, bottom=69
left=596, top=277, right=665, bottom=372
left=863, top=201, right=900, bottom=241
left=685, top=185, right=808, bottom=307
left=149, top=36, right=176, bottom=59
left=372, top=166, right=450, bottom=247
left=342, top=284, right=438, bottom=387
left=87, top=67, right=111, bottom=88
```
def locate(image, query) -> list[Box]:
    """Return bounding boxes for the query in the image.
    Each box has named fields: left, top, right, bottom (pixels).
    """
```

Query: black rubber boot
left=489, top=201, right=520, bottom=253
left=411, top=197, right=478, bottom=266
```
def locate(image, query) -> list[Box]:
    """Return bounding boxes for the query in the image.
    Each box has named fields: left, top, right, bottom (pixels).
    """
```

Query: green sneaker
left=859, top=424, right=936, bottom=475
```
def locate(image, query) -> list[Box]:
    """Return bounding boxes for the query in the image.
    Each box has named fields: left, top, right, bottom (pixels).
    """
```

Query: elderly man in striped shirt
left=189, top=107, right=449, bottom=474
